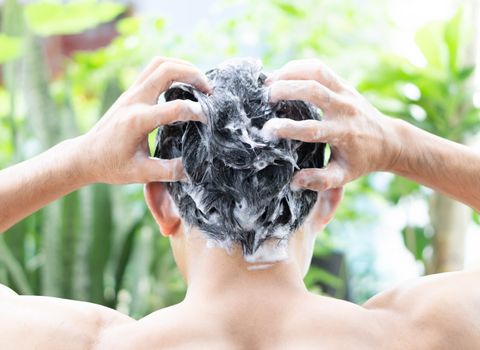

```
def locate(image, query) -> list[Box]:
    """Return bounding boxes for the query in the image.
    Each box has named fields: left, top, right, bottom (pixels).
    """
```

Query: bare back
left=97, top=271, right=480, bottom=350
left=2, top=270, right=480, bottom=350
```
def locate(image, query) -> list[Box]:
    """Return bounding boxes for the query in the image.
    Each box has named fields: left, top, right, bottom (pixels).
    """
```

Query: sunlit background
left=0, top=0, right=479, bottom=318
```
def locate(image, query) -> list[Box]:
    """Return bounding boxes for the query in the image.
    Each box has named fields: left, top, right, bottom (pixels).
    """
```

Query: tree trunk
left=428, top=0, right=478, bottom=274
left=428, top=193, right=471, bottom=273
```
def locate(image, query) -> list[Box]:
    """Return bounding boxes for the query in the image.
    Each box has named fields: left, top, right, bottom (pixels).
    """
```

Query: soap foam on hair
left=155, top=57, right=325, bottom=261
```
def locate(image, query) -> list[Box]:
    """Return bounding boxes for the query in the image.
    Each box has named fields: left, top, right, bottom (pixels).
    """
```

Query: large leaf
left=0, top=237, right=32, bottom=294
left=444, top=6, right=465, bottom=73
left=473, top=211, right=480, bottom=225
left=0, top=34, right=22, bottom=63
left=89, top=184, right=113, bottom=304
left=25, top=0, right=125, bottom=36
left=415, top=21, right=446, bottom=71
left=401, top=225, right=431, bottom=262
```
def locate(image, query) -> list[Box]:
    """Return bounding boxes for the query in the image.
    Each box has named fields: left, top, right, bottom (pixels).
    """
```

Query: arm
left=0, top=138, right=88, bottom=232
left=262, top=59, right=480, bottom=211
left=391, top=118, right=480, bottom=210
left=0, top=57, right=210, bottom=232
left=0, top=57, right=211, bottom=348
left=0, top=286, right=134, bottom=350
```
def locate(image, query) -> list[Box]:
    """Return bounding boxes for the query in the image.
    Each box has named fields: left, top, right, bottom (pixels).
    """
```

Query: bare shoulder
left=0, top=286, right=134, bottom=350
left=96, top=303, right=187, bottom=350
left=0, top=283, right=17, bottom=297
left=363, top=270, right=480, bottom=350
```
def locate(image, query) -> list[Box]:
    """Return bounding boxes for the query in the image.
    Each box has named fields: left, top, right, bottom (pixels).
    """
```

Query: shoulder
left=0, top=288, right=134, bottom=350
left=363, top=270, right=480, bottom=350
left=95, top=304, right=184, bottom=350
left=0, top=284, right=17, bottom=297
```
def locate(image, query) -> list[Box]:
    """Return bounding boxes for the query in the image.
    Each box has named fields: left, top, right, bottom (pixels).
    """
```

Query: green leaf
left=444, top=6, right=464, bottom=73
left=116, top=17, right=140, bottom=36
left=384, top=176, right=421, bottom=204
left=456, top=65, right=475, bottom=81
left=401, top=226, right=431, bottom=262
left=25, top=0, right=125, bottom=36
left=274, top=1, right=305, bottom=17
left=0, top=237, right=33, bottom=295
left=473, top=211, right=480, bottom=225
left=0, top=34, right=21, bottom=63
left=415, top=21, right=446, bottom=70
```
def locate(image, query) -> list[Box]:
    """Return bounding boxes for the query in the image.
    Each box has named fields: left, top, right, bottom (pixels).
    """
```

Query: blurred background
left=0, top=0, right=479, bottom=318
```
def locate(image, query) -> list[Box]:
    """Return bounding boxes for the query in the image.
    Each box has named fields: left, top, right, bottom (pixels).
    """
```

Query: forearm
left=391, top=118, right=480, bottom=211
left=0, top=137, right=89, bottom=232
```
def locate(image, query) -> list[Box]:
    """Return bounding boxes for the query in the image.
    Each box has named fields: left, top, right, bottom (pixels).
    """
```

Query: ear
left=306, top=187, right=344, bottom=230
left=144, top=182, right=182, bottom=236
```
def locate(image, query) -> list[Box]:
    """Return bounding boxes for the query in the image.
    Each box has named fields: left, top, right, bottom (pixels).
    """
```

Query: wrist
left=385, top=117, right=415, bottom=176
left=377, top=115, right=408, bottom=174
left=57, top=136, right=96, bottom=187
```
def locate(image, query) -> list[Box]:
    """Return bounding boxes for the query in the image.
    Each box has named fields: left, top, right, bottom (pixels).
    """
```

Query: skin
left=264, top=59, right=480, bottom=211
left=0, top=57, right=210, bottom=232
left=0, top=57, right=480, bottom=349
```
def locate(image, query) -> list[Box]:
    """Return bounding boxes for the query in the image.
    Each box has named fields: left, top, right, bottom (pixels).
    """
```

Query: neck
left=179, top=229, right=310, bottom=305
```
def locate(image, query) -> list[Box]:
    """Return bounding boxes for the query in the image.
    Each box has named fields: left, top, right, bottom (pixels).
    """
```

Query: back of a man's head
left=155, top=58, right=325, bottom=261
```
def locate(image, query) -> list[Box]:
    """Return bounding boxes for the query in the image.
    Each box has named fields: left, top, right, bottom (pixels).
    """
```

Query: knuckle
left=342, top=127, right=358, bottom=141
left=338, top=97, right=357, bottom=115
left=119, top=88, right=137, bottom=103
left=312, top=65, right=325, bottom=79
left=170, top=99, right=188, bottom=116
left=158, top=61, right=178, bottom=75
left=309, top=81, right=330, bottom=103
left=152, top=56, right=167, bottom=66
left=124, top=103, right=146, bottom=117
left=305, top=80, right=320, bottom=90
left=119, top=104, right=145, bottom=128
left=304, top=80, right=320, bottom=95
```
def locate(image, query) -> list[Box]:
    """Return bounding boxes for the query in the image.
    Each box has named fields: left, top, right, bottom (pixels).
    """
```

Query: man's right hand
left=77, top=57, right=211, bottom=185
left=0, top=57, right=211, bottom=232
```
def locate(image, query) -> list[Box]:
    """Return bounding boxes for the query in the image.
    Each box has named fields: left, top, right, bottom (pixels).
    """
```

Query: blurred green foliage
left=360, top=7, right=479, bottom=141
left=0, top=0, right=478, bottom=317
left=360, top=5, right=479, bottom=270
left=25, top=1, right=124, bottom=36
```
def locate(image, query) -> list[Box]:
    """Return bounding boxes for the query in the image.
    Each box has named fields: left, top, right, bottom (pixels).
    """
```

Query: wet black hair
left=154, top=58, right=325, bottom=257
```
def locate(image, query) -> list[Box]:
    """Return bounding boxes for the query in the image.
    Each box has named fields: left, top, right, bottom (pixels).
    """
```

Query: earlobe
left=144, top=182, right=182, bottom=236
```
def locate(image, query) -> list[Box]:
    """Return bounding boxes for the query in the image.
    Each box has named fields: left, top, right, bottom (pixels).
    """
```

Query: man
left=0, top=57, right=479, bottom=349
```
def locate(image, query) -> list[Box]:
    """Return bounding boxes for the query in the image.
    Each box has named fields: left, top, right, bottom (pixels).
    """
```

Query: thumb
left=291, top=161, right=347, bottom=192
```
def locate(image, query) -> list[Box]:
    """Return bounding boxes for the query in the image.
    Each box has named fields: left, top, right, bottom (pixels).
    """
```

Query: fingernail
left=291, top=175, right=307, bottom=191
left=186, top=101, right=207, bottom=123
left=260, top=118, right=284, bottom=141
left=290, top=182, right=301, bottom=191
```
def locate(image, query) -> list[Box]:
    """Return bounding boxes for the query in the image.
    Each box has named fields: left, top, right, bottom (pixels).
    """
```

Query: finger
left=266, top=59, right=343, bottom=92
left=291, top=162, right=347, bottom=192
left=132, top=62, right=212, bottom=104
left=269, top=80, right=347, bottom=114
left=127, top=100, right=206, bottom=133
left=261, top=118, right=340, bottom=143
left=139, top=157, right=187, bottom=182
left=133, top=56, right=194, bottom=86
